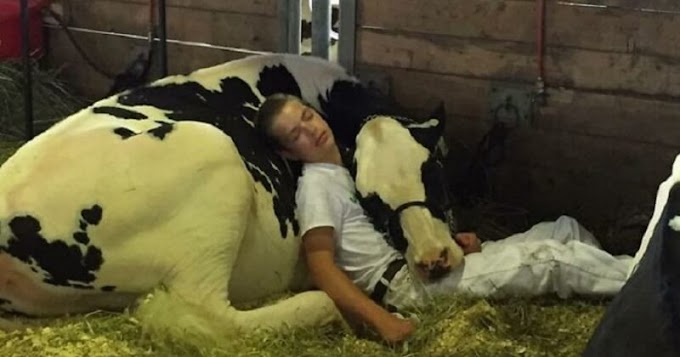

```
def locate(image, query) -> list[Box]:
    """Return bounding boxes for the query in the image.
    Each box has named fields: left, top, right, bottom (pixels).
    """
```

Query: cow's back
left=0, top=112, right=256, bottom=315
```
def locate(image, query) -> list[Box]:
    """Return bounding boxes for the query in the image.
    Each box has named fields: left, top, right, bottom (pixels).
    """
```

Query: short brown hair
left=254, top=93, right=304, bottom=149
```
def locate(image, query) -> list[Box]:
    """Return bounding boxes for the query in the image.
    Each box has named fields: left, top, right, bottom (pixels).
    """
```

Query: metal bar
left=557, top=1, right=680, bottom=14
left=158, top=0, right=168, bottom=76
left=312, top=0, right=331, bottom=59
left=20, top=0, right=34, bottom=140
left=279, top=0, right=301, bottom=54
left=338, top=0, right=356, bottom=72
left=43, top=24, right=271, bottom=55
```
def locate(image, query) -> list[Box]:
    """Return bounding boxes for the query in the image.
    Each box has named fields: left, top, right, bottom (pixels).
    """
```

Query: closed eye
left=288, top=127, right=301, bottom=143
left=302, top=108, right=312, bottom=121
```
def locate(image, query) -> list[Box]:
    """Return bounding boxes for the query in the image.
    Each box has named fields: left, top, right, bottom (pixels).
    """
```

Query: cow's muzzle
left=390, top=201, right=453, bottom=280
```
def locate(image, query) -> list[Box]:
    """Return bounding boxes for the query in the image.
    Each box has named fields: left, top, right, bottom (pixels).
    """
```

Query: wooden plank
left=439, top=114, right=678, bottom=189
left=65, top=0, right=279, bottom=51
left=46, top=29, right=250, bottom=98
left=491, top=162, right=659, bottom=254
left=357, top=29, right=680, bottom=98
left=568, top=0, right=680, bottom=12
left=538, top=89, right=680, bottom=148
left=357, top=65, right=680, bottom=148
left=502, top=128, right=678, bottom=187
left=59, top=0, right=278, bottom=16
left=437, top=116, right=665, bottom=254
left=359, top=0, right=680, bottom=58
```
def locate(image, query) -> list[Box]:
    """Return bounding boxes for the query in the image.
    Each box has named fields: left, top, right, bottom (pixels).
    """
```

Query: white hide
left=629, top=154, right=680, bottom=278
left=354, top=117, right=464, bottom=273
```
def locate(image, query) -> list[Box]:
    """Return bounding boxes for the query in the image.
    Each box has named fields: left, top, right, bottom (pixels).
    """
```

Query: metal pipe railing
left=338, top=0, right=356, bottom=72
left=279, top=0, right=301, bottom=54
left=158, top=0, right=167, bottom=76
left=20, top=0, right=34, bottom=140
left=311, top=0, right=331, bottom=59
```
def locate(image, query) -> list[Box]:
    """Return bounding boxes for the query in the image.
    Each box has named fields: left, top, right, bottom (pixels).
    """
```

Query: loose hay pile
left=0, top=61, right=86, bottom=139
left=0, top=296, right=606, bottom=357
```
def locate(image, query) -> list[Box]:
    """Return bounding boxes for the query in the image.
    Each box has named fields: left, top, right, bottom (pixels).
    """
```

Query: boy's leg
left=487, top=216, right=600, bottom=248
left=425, top=238, right=632, bottom=299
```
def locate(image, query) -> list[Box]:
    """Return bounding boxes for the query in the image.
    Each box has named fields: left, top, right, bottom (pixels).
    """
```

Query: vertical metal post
left=338, top=0, right=356, bottom=72
left=311, top=0, right=331, bottom=59
left=20, top=0, right=34, bottom=139
left=279, top=0, right=301, bottom=54
left=158, top=0, right=168, bottom=76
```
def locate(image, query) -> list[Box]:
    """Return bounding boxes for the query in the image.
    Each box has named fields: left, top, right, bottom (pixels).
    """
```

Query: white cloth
left=384, top=216, right=634, bottom=310
left=296, top=163, right=402, bottom=294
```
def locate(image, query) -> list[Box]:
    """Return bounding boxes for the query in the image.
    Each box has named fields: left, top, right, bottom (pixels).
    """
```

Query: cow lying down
left=0, top=54, right=463, bottom=344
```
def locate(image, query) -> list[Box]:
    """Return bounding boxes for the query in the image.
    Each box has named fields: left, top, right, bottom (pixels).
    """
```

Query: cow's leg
left=132, top=150, right=341, bottom=345
left=137, top=287, right=340, bottom=344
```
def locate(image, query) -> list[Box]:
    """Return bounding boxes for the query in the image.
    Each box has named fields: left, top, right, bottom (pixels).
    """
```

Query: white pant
left=384, top=216, right=634, bottom=309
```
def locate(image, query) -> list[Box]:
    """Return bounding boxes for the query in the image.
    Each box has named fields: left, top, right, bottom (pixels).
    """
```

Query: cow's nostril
left=439, top=248, right=449, bottom=264
left=429, top=264, right=450, bottom=280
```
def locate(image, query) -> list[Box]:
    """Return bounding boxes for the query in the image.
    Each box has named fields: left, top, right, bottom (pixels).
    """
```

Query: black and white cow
left=0, top=54, right=463, bottom=344
left=584, top=156, right=680, bottom=356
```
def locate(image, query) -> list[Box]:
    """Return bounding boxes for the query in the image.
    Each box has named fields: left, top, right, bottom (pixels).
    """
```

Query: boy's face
left=269, top=100, right=338, bottom=163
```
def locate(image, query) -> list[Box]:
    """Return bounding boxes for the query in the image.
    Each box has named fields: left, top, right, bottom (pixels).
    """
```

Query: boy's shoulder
left=299, top=163, right=352, bottom=193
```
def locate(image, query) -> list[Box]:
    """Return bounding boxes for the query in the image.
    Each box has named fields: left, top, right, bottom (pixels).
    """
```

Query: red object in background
left=0, top=0, right=50, bottom=59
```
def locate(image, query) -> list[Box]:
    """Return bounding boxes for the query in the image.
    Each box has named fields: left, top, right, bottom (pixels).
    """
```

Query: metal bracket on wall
left=488, top=82, right=534, bottom=128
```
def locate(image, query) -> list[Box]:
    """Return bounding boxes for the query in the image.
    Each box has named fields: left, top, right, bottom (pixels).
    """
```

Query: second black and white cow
left=584, top=156, right=680, bottom=357
left=0, top=54, right=462, bottom=345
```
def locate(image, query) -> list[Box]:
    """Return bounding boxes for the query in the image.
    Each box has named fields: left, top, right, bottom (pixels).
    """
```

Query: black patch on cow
left=3, top=308, right=34, bottom=318
left=256, top=64, right=302, bottom=99
left=101, top=285, right=116, bottom=292
left=420, top=158, right=450, bottom=223
left=70, top=283, right=93, bottom=290
left=93, top=106, right=147, bottom=120
left=147, top=121, right=175, bottom=140
left=117, top=70, right=305, bottom=237
left=584, top=182, right=680, bottom=356
left=3, top=214, right=104, bottom=288
left=340, top=146, right=406, bottom=252
left=73, top=232, right=90, bottom=245
left=81, top=205, right=103, bottom=226
left=79, top=220, right=87, bottom=231
left=113, top=127, right=138, bottom=140
left=319, top=81, right=400, bottom=149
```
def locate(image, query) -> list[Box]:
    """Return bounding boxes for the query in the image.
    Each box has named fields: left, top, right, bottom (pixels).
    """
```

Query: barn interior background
left=0, top=0, right=679, bottom=355
left=28, top=0, right=679, bottom=255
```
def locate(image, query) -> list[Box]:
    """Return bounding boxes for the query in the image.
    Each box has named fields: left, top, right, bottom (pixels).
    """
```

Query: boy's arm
left=303, top=227, right=415, bottom=344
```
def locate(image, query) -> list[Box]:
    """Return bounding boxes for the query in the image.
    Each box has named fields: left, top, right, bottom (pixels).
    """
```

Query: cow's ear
left=427, top=102, right=446, bottom=125
left=406, top=103, right=446, bottom=152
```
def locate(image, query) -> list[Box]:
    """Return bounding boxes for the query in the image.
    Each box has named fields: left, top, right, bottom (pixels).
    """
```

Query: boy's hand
left=454, top=232, right=482, bottom=255
left=376, top=313, right=416, bottom=344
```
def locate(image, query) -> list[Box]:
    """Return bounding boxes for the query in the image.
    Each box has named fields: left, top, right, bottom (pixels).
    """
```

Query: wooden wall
left=355, top=0, right=680, bottom=250
left=46, top=0, right=278, bottom=97
left=45, top=0, right=680, bottom=250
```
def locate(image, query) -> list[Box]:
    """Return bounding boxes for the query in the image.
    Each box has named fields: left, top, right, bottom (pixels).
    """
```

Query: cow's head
left=351, top=108, right=464, bottom=281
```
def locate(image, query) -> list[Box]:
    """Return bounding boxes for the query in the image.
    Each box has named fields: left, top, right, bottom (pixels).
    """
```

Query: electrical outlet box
left=488, top=82, right=534, bottom=128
